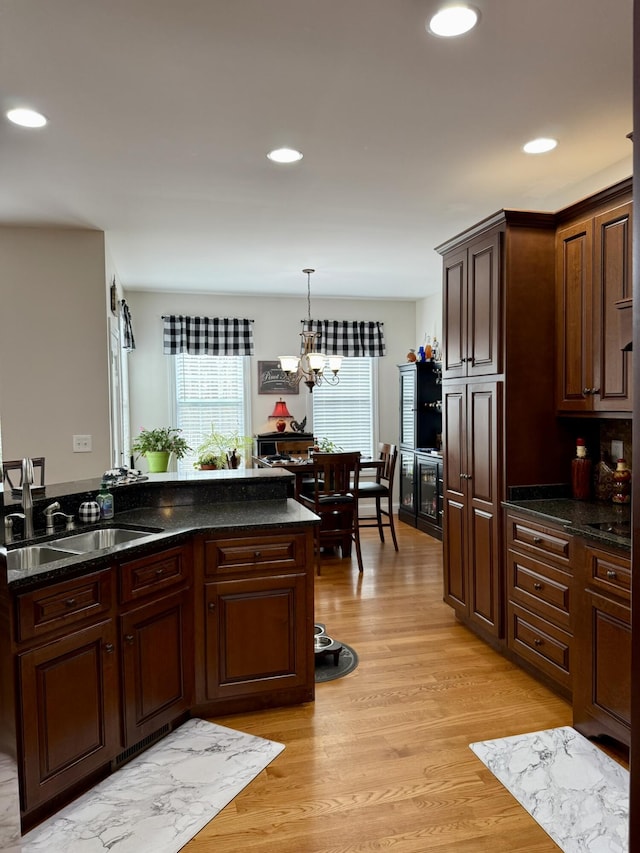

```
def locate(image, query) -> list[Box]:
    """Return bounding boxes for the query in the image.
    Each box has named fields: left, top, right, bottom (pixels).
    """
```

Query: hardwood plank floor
left=187, top=523, right=573, bottom=852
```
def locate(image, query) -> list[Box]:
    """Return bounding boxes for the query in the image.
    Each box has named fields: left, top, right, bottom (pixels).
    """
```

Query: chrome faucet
left=4, top=513, right=26, bottom=545
left=43, top=502, right=74, bottom=534
left=21, top=458, right=34, bottom=539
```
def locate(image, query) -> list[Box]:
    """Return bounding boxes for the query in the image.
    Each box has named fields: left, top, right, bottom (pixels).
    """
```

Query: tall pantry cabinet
left=436, top=211, right=569, bottom=642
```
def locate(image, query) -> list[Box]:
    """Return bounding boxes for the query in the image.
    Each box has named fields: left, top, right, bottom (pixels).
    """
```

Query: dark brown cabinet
left=15, top=569, right=120, bottom=816
left=556, top=184, right=632, bottom=413
left=504, top=510, right=574, bottom=696
left=195, top=528, right=315, bottom=715
left=442, top=380, right=502, bottom=637
left=120, top=587, right=192, bottom=746
left=119, top=546, right=193, bottom=747
left=438, top=210, right=567, bottom=645
left=573, top=541, right=630, bottom=747
left=441, top=231, right=501, bottom=380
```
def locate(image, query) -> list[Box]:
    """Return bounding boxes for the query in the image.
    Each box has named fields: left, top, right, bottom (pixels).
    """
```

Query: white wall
left=415, top=291, right=443, bottom=356
left=124, top=290, right=417, bottom=455
left=0, top=227, right=111, bottom=484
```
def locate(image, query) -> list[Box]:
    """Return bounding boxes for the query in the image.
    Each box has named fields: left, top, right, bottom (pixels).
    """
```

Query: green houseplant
left=131, top=427, right=191, bottom=473
left=194, top=427, right=254, bottom=470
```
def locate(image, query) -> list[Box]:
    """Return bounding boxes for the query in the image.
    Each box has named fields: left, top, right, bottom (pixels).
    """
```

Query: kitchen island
left=1, top=468, right=319, bottom=831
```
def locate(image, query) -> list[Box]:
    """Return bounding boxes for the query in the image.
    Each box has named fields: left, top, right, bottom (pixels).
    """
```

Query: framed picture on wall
left=258, top=360, right=299, bottom=395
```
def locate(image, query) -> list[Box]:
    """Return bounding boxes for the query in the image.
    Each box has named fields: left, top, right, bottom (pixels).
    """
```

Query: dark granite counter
left=502, top=497, right=631, bottom=551
left=6, top=469, right=318, bottom=590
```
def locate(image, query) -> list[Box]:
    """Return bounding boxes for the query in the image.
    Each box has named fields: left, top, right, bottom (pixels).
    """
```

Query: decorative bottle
left=97, top=482, right=114, bottom=520
left=571, top=438, right=592, bottom=501
left=424, top=336, right=433, bottom=360
left=612, top=458, right=631, bottom=504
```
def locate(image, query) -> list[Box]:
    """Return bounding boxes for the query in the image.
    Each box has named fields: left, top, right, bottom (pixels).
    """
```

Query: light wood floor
left=188, top=522, right=573, bottom=852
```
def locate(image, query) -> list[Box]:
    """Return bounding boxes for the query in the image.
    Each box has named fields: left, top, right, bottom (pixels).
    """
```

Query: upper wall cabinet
left=441, top=230, right=502, bottom=380
left=556, top=182, right=632, bottom=414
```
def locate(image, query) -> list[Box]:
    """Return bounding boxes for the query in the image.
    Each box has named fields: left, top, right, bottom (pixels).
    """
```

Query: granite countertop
left=7, top=498, right=318, bottom=590
left=502, top=497, right=631, bottom=551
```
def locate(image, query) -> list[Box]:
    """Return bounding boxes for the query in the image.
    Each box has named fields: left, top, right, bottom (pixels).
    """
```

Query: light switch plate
left=611, top=439, right=624, bottom=460
left=73, top=434, right=92, bottom=453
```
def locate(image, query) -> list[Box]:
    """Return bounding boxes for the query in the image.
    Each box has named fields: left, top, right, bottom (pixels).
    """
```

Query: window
left=173, top=354, right=250, bottom=473
left=312, top=358, right=376, bottom=457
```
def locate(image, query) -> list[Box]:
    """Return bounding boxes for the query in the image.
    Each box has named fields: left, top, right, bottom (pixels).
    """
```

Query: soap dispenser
left=97, top=482, right=114, bottom=520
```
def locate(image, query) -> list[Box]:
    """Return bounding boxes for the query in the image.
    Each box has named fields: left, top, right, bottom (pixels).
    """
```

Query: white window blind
left=174, top=354, right=249, bottom=473
left=312, top=358, right=375, bottom=457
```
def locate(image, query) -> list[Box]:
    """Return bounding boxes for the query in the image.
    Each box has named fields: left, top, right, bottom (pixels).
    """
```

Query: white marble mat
left=21, top=717, right=284, bottom=853
left=470, top=726, right=628, bottom=852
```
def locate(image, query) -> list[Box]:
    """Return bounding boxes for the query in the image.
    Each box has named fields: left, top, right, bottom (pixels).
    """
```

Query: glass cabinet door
left=399, top=368, right=416, bottom=447
left=417, top=458, right=439, bottom=521
left=399, top=451, right=415, bottom=512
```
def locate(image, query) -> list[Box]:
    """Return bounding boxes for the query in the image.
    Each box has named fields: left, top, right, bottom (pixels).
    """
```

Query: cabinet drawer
left=507, top=602, right=572, bottom=691
left=507, top=549, right=572, bottom=630
left=120, top=547, right=187, bottom=604
left=204, top=533, right=307, bottom=577
left=584, top=545, right=630, bottom=601
left=16, top=569, right=114, bottom=644
left=506, top=513, right=571, bottom=566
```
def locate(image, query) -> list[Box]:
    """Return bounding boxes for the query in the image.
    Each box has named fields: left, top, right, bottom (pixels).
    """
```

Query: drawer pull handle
left=155, top=569, right=164, bottom=577
left=532, top=536, right=542, bottom=545
left=125, top=634, right=134, bottom=645
left=606, top=570, right=618, bottom=580
left=254, top=551, right=262, bottom=558
left=104, top=643, right=115, bottom=654
left=533, top=582, right=543, bottom=591
left=65, top=598, right=76, bottom=607
left=208, top=602, right=215, bottom=612
left=533, top=638, right=544, bottom=647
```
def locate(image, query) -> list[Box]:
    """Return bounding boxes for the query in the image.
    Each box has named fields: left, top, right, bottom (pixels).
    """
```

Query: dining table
left=253, top=454, right=384, bottom=499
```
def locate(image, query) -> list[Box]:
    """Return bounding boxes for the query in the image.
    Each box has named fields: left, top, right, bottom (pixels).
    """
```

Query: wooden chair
left=357, top=443, right=399, bottom=551
left=276, top=440, right=309, bottom=459
left=297, top=452, right=363, bottom=575
left=3, top=457, right=46, bottom=497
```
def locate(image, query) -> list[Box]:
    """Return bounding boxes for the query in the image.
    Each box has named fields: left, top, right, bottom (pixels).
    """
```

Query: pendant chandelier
left=279, top=269, right=342, bottom=392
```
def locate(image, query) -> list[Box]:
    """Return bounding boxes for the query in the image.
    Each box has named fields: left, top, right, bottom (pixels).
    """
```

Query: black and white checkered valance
left=162, top=315, right=254, bottom=356
left=302, top=320, right=386, bottom=357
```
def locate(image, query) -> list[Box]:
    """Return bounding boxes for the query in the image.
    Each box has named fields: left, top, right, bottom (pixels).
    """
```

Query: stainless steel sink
left=7, top=545, right=79, bottom=570
left=51, top=527, right=156, bottom=552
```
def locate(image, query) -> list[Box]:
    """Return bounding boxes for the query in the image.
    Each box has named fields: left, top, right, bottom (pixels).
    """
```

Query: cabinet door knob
left=532, top=536, right=542, bottom=544
left=583, top=387, right=591, bottom=395
left=533, top=638, right=543, bottom=647
left=533, top=582, right=543, bottom=591
left=125, top=634, right=134, bottom=644
left=606, top=570, right=618, bottom=580
left=104, top=643, right=115, bottom=654
left=208, top=601, right=216, bottom=612
left=592, top=388, right=600, bottom=395
left=65, top=598, right=76, bottom=608
left=254, top=551, right=262, bottom=558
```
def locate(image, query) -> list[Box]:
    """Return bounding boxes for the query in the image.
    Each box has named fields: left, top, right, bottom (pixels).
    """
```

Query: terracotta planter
left=199, top=463, right=218, bottom=470
left=145, top=451, right=171, bottom=473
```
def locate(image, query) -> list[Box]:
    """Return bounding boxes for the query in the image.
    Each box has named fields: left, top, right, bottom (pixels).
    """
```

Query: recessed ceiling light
left=428, top=4, right=479, bottom=37
left=267, top=148, right=303, bottom=164
left=6, top=107, right=47, bottom=128
left=523, top=137, right=558, bottom=154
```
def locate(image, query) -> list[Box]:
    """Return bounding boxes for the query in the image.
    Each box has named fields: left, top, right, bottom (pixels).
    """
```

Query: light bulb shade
left=306, top=351, right=326, bottom=371
left=328, top=355, right=343, bottom=373
left=279, top=355, right=300, bottom=373
left=270, top=398, right=293, bottom=419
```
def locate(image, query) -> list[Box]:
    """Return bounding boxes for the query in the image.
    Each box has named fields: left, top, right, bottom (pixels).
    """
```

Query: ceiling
left=0, top=0, right=633, bottom=300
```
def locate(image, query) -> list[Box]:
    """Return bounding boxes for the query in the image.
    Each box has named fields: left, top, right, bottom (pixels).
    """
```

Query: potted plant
left=194, top=427, right=254, bottom=470
left=131, top=427, right=191, bottom=473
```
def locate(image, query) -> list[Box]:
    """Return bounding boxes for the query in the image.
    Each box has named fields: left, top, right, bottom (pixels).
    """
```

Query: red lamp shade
left=270, top=398, right=293, bottom=419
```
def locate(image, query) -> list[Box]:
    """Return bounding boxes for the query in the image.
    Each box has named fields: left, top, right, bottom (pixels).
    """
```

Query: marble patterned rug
left=21, top=718, right=284, bottom=853
left=470, top=726, right=628, bottom=852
